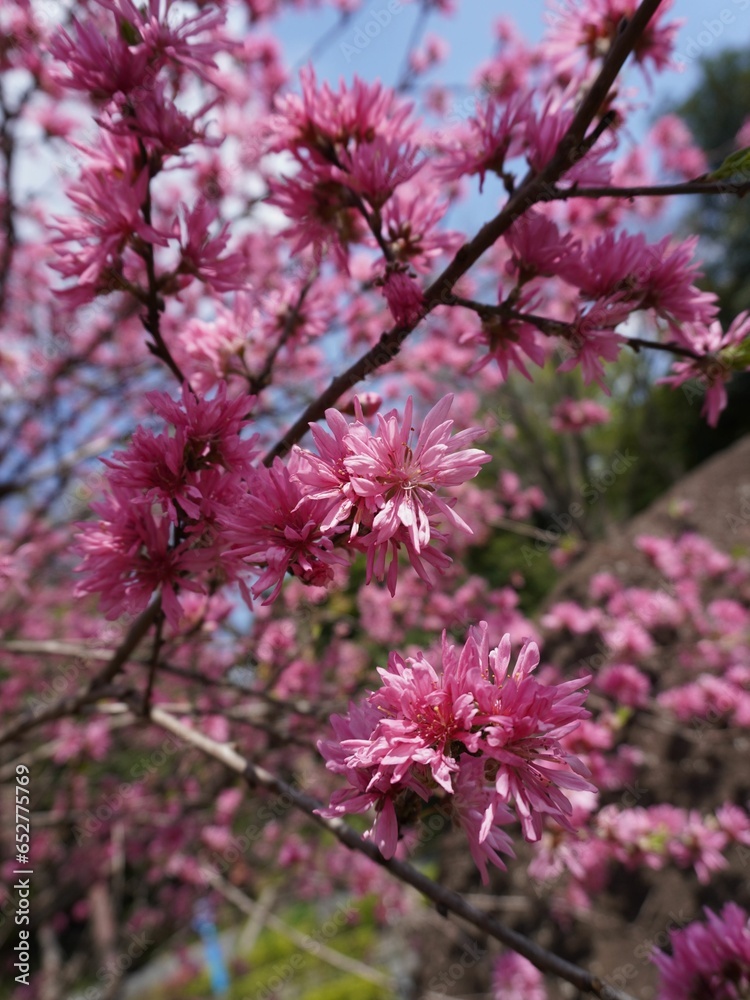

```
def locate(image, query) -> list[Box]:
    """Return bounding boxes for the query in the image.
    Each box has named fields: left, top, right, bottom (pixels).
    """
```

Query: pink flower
left=596, top=664, right=651, bottom=709
left=101, top=384, right=258, bottom=522
left=543, top=0, right=679, bottom=79
left=344, top=394, right=489, bottom=557
left=270, top=68, right=415, bottom=153
left=659, top=312, right=750, bottom=426
left=51, top=137, right=170, bottom=300
left=493, top=951, right=548, bottom=1000
left=317, top=700, right=427, bottom=859
left=147, top=383, right=258, bottom=474
left=452, top=758, right=516, bottom=885
left=95, top=0, right=227, bottom=82
left=174, top=202, right=250, bottom=293
left=267, top=166, right=364, bottom=273
left=557, top=317, right=624, bottom=392
left=471, top=629, right=594, bottom=842
left=525, top=100, right=613, bottom=187
left=333, top=136, right=423, bottom=209
left=99, top=84, right=216, bottom=157
left=49, top=16, right=149, bottom=98
left=465, top=310, right=546, bottom=382
left=221, top=453, right=348, bottom=604
left=294, top=394, right=488, bottom=595
left=550, top=398, right=610, bottom=433
left=505, top=210, right=578, bottom=281
left=558, top=231, right=717, bottom=328
left=541, top=602, right=602, bottom=635
left=649, top=115, right=707, bottom=181
left=293, top=404, right=368, bottom=534
left=74, top=487, right=214, bottom=628
left=351, top=643, right=485, bottom=793
left=380, top=267, right=425, bottom=327
left=380, top=188, right=461, bottom=274
left=436, top=93, right=528, bottom=191
left=318, top=624, right=592, bottom=873
left=652, top=903, right=750, bottom=1000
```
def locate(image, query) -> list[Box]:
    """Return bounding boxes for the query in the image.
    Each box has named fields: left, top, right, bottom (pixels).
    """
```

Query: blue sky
left=273, top=0, right=750, bottom=105
left=262, top=0, right=750, bottom=236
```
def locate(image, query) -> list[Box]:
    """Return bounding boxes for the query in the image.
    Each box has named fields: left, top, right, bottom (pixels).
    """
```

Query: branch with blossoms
left=262, top=0, right=732, bottom=462
left=141, top=701, right=639, bottom=1000
left=5, top=0, right=750, bottom=995
left=0, top=600, right=160, bottom=748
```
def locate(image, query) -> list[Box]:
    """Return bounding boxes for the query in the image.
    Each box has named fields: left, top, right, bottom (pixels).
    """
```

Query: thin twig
left=141, top=610, right=165, bottom=715
left=249, top=275, right=317, bottom=394
left=543, top=178, right=750, bottom=200
left=0, top=600, right=160, bottom=748
left=136, top=139, right=187, bottom=385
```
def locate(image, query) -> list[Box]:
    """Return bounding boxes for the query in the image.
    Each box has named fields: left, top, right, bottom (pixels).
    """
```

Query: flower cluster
left=49, top=1, right=248, bottom=307
left=75, top=389, right=489, bottom=621
left=294, top=394, right=490, bottom=595
left=318, top=623, right=592, bottom=882
left=652, top=902, right=750, bottom=1000
left=74, top=384, right=259, bottom=627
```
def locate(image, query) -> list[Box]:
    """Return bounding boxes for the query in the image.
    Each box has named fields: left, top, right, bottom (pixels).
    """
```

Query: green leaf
left=119, top=18, right=142, bottom=45
left=719, top=337, right=750, bottom=371
left=707, top=145, right=750, bottom=181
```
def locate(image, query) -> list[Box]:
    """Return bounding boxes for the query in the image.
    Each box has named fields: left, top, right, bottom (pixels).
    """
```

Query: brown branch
left=0, top=600, right=160, bottom=748
left=136, top=140, right=187, bottom=386
left=543, top=179, right=750, bottom=200
left=263, top=0, right=665, bottom=464
left=249, top=275, right=317, bottom=395
left=145, top=705, right=638, bottom=1000
left=502, top=308, right=705, bottom=361
left=141, top=610, right=165, bottom=715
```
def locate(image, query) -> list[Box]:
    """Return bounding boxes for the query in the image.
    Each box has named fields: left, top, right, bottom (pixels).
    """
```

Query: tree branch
left=0, top=600, right=160, bottom=748
left=263, top=0, right=665, bottom=464
left=144, top=704, right=639, bottom=1000
left=542, top=179, right=750, bottom=200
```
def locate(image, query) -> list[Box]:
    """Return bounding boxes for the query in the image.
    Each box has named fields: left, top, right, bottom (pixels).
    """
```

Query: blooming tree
left=2, top=0, right=750, bottom=997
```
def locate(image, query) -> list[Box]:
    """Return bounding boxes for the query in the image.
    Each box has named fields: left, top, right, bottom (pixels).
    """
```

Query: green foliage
left=672, top=48, right=750, bottom=321
left=707, top=145, right=750, bottom=181
left=301, top=974, right=385, bottom=1000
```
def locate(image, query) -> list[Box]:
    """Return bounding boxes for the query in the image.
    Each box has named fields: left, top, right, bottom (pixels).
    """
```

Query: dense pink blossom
left=436, top=93, right=528, bottom=190
left=558, top=231, right=717, bottom=329
left=51, top=139, right=169, bottom=299
left=270, top=68, right=415, bottom=152
left=543, top=0, right=679, bottom=78
left=295, top=394, right=489, bottom=594
left=49, top=16, right=150, bottom=97
left=221, top=453, right=348, bottom=604
left=343, top=395, right=489, bottom=554
left=595, top=663, right=651, bottom=709
left=652, top=903, right=750, bottom=1000
left=173, top=202, right=250, bottom=292
left=9, top=0, right=750, bottom=984
left=74, top=486, right=214, bottom=627
left=465, top=311, right=546, bottom=382
left=380, top=267, right=425, bottom=327
left=95, top=0, right=227, bottom=82
left=319, top=623, right=592, bottom=871
left=505, top=210, right=578, bottom=281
